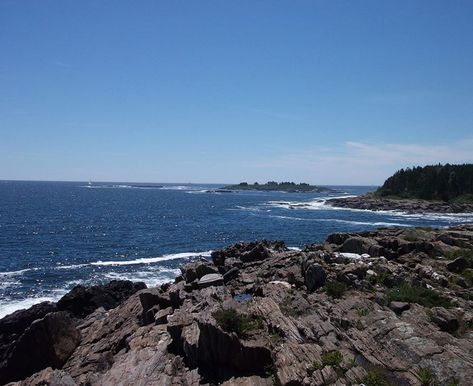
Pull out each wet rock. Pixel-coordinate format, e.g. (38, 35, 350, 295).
(57, 280, 146, 318)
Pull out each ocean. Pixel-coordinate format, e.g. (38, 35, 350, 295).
(1, 180, 473, 318)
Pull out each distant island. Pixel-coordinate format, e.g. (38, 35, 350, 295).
(222, 181, 334, 193)
(327, 163, 473, 213)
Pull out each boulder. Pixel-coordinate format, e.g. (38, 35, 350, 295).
(304, 264, 326, 292)
(430, 307, 460, 333)
(155, 307, 173, 325)
(223, 267, 240, 283)
(446, 257, 468, 273)
(198, 273, 224, 289)
(0, 311, 81, 384)
(57, 280, 146, 318)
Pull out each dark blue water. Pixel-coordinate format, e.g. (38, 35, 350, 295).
(1, 181, 473, 317)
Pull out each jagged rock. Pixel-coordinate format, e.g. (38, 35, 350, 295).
(446, 257, 468, 273)
(0, 312, 81, 384)
(154, 307, 172, 325)
(195, 312, 272, 382)
(327, 233, 350, 245)
(304, 263, 326, 292)
(223, 267, 240, 283)
(221, 376, 273, 386)
(5, 367, 77, 386)
(0, 301, 58, 373)
(3, 226, 473, 385)
(273, 343, 322, 385)
(198, 273, 224, 289)
(0, 301, 57, 338)
(57, 280, 146, 318)
(430, 307, 460, 332)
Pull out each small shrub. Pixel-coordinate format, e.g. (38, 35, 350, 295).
(368, 271, 392, 287)
(417, 366, 435, 386)
(325, 281, 346, 298)
(308, 350, 343, 374)
(321, 350, 343, 367)
(387, 284, 451, 308)
(361, 370, 390, 386)
(213, 308, 263, 338)
(356, 307, 369, 317)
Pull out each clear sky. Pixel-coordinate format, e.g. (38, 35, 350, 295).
(1, 1, 473, 185)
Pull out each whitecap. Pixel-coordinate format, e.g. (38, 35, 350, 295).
(90, 250, 212, 266)
(0, 268, 37, 276)
(55, 263, 89, 270)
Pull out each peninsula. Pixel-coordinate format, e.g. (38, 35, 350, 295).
(327, 164, 473, 213)
(222, 181, 334, 193)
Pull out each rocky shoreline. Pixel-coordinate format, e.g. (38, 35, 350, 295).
(1, 226, 473, 385)
(326, 195, 473, 214)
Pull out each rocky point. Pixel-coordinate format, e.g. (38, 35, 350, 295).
(1, 226, 473, 385)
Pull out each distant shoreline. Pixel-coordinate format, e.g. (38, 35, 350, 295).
(326, 194, 473, 214)
(221, 182, 336, 193)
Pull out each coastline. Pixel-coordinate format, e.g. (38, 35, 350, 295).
(1, 225, 473, 385)
(326, 195, 473, 214)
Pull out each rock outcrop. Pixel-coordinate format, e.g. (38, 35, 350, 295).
(2, 226, 473, 385)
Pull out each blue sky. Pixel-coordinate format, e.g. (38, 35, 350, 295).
(1, 1, 472, 185)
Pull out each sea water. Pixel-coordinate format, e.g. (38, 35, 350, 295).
(1, 180, 473, 318)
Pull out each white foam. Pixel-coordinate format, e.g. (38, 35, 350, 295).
(0, 295, 62, 319)
(90, 251, 212, 266)
(268, 215, 409, 227)
(103, 268, 180, 288)
(55, 263, 89, 270)
(0, 268, 36, 276)
(287, 246, 302, 251)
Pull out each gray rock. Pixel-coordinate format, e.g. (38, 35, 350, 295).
(198, 273, 224, 289)
(430, 307, 459, 332)
(223, 267, 240, 283)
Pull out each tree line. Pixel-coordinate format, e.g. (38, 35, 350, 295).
(375, 163, 473, 202)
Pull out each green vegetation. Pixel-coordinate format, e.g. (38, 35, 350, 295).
(213, 308, 264, 338)
(222, 181, 333, 193)
(374, 163, 473, 202)
(417, 366, 436, 386)
(361, 370, 391, 386)
(325, 281, 347, 298)
(308, 351, 343, 374)
(367, 271, 393, 287)
(387, 284, 451, 308)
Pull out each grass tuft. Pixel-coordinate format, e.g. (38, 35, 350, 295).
(213, 308, 264, 338)
(417, 366, 436, 386)
(387, 284, 451, 308)
(325, 281, 346, 298)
